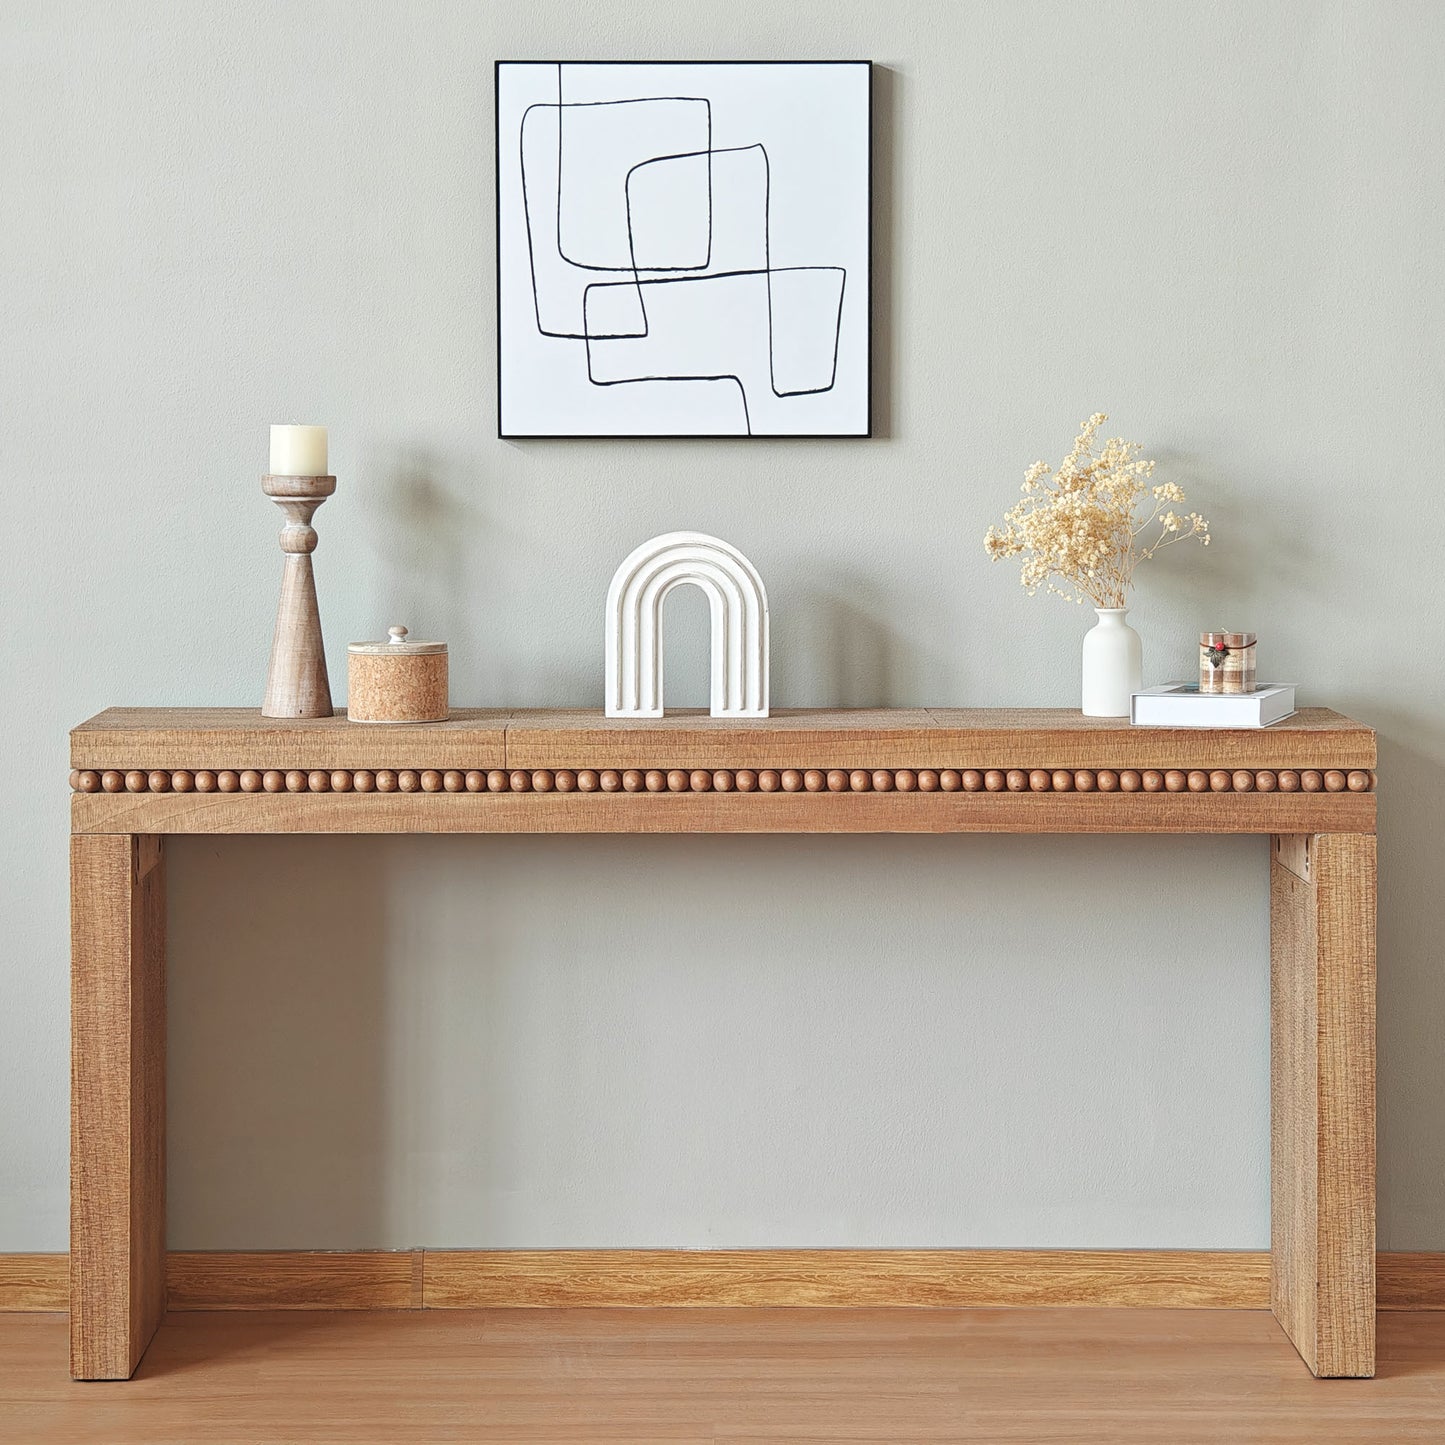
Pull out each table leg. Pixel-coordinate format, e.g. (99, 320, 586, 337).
(1270, 832, 1376, 1377)
(70, 833, 166, 1380)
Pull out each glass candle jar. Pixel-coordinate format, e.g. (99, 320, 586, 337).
(1199, 631, 1257, 694)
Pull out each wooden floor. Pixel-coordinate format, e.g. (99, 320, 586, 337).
(4, 1308, 1445, 1443)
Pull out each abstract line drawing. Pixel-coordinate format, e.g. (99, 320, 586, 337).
(497, 61, 871, 438)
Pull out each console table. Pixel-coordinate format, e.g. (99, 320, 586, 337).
(68, 707, 1377, 1380)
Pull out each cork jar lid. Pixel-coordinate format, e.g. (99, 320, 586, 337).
(1200, 631, 1256, 647)
(348, 625, 447, 656)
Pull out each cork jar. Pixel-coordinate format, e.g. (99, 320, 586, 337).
(1199, 631, 1257, 695)
(347, 627, 449, 723)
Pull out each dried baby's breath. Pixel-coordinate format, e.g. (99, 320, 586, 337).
(984, 413, 1209, 607)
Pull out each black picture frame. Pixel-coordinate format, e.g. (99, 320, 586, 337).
(495, 59, 873, 441)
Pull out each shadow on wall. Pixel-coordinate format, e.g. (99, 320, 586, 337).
(790, 578, 913, 707)
(166, 838, 395, 1246)
(1151, 448, 1326, 629)
(870, 64, 899, 441)
(358, 449, 508, 703)
(162, 833, 1270, 1252)
(1371, 708, 1445, 1248)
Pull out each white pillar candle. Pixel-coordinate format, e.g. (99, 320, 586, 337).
(269, 424, 328, 476)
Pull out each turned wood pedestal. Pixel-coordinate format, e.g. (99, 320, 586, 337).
(67, 707, 1377, 1380)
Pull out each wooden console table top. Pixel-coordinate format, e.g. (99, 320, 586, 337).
(69, 706, 1376, 835)
(67, 704, 1377, 1382)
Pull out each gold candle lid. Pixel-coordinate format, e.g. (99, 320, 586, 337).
(348, 625, 447, 655)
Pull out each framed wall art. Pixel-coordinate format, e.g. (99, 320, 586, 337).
(496, 60, 872, 438)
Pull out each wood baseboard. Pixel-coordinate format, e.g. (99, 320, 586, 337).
(421, 1248, 1270, 1308)
(166, 1251, 422, 1310)
(1377, 1253, 1445, 1309)
(4, 1249, 1443, 1313)
(0, 1253, 68, 1311)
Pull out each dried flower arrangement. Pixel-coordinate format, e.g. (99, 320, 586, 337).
(984, 413, 1209, 608)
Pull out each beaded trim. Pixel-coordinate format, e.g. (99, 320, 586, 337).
(70, 767, 1376, 795)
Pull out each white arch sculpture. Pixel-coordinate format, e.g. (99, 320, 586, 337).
(605, 532, 770, 718)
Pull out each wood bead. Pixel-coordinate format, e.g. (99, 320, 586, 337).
(82, 756, 1374, 809)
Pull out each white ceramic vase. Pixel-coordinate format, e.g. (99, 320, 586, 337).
(1081, 607, 1143, 717)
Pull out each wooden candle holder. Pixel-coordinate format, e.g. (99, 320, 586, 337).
(261, 473, 336, 718)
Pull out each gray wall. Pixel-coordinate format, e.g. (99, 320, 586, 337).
(2, 0, 1440, 1252)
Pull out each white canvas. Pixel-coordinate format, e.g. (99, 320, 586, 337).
(497, 61, 871, 437)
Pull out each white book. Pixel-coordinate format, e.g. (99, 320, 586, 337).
(1130, 683, 1298, 728)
